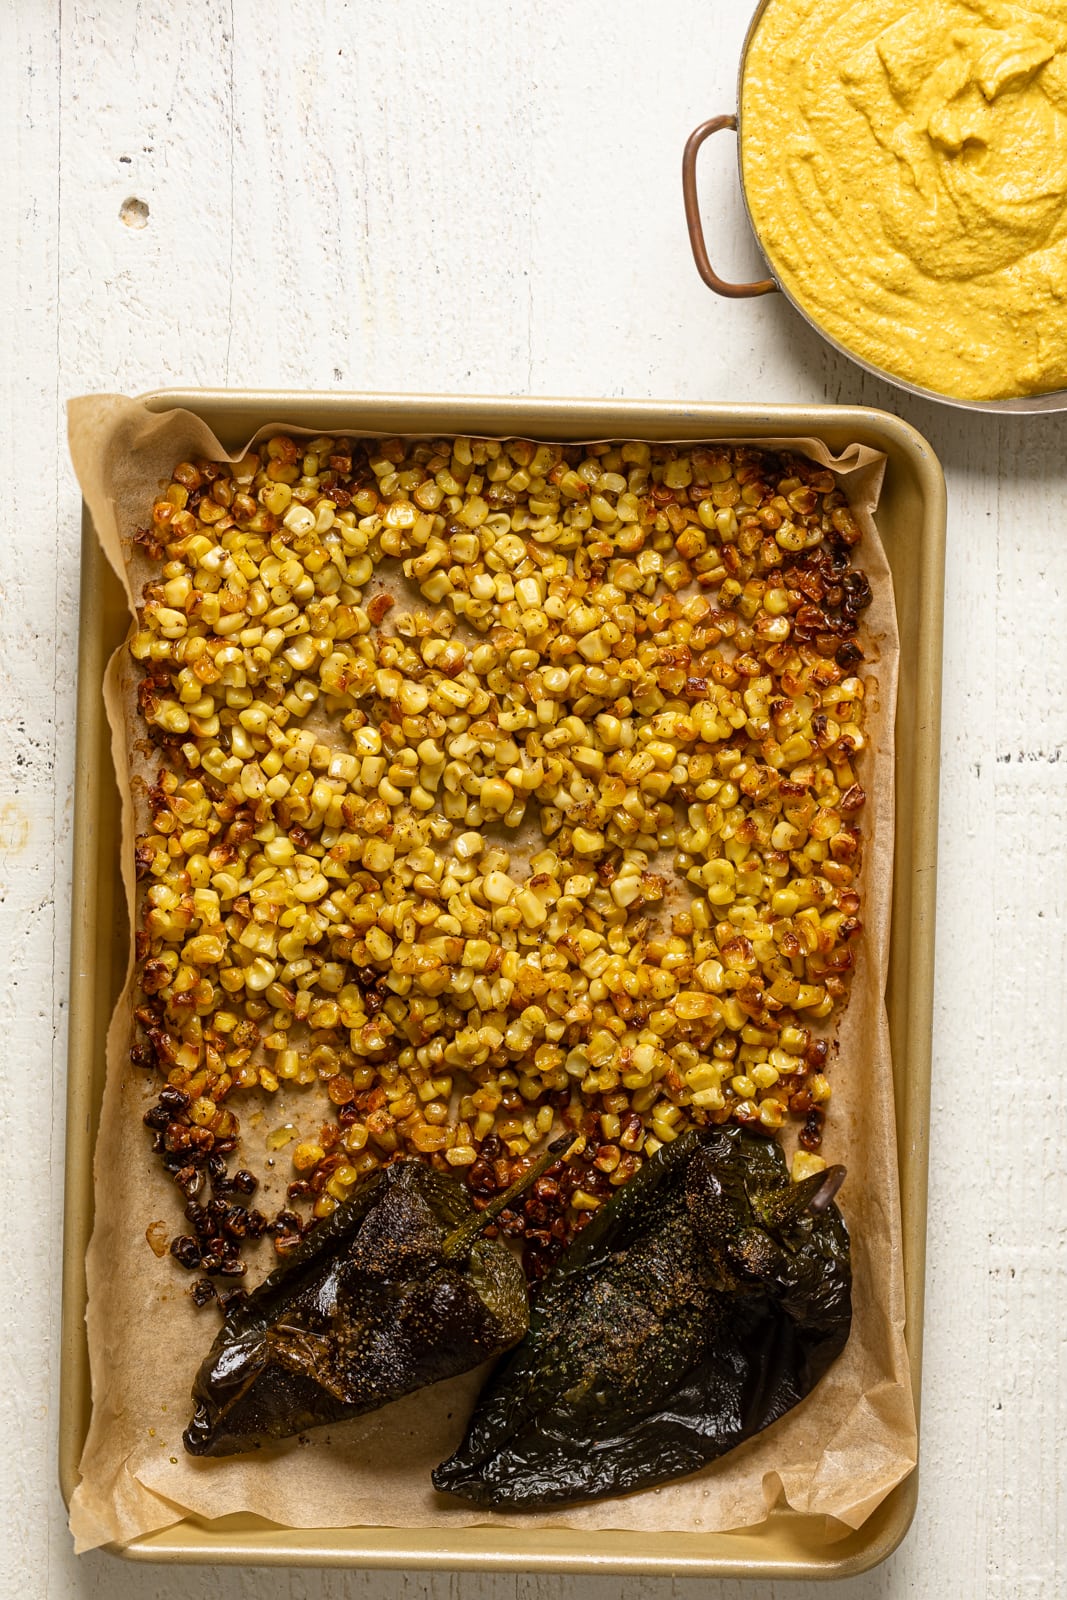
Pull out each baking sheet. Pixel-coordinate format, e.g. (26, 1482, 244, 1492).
(61, 392, 941, 1573)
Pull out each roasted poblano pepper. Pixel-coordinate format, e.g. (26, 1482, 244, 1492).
(432, 1126, 851, 1508)
(184, 1142, 571, 1457)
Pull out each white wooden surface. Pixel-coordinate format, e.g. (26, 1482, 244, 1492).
(2, 0, 1064, 1594)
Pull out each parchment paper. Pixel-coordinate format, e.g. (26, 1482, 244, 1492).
(66, 394, 916, 1553)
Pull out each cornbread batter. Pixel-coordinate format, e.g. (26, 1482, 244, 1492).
(741, 0, 1067, 399)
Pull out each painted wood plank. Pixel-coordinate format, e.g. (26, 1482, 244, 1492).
(1, 0, 1063, 1594)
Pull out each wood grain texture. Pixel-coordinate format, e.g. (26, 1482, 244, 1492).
(2, 0, 1065, 1594)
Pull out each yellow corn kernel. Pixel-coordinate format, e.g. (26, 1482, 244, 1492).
(791, 1150, 828, 1182)
(292, 1141, 325, 1172)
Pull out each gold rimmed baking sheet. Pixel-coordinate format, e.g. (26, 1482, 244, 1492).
(61, 392, 944, 1577)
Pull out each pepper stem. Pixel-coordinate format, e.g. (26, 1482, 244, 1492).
(807, 1164, 846, 1215)
(754, 1164, 846, 1231)
(442, 1132, 578, 1262)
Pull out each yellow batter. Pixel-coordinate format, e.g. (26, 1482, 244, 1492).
(741, 0, 1067, 399)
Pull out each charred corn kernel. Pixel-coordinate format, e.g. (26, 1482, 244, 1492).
(292, 1141, 325, 1171)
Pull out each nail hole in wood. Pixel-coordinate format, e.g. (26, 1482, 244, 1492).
(120, 197, 149, 229)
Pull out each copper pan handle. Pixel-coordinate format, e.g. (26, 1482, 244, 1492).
(682, 115, 777, 298)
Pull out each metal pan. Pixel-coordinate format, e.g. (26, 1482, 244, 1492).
(61, 390, 945, 1577)
(683, 0, 1067, 414)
